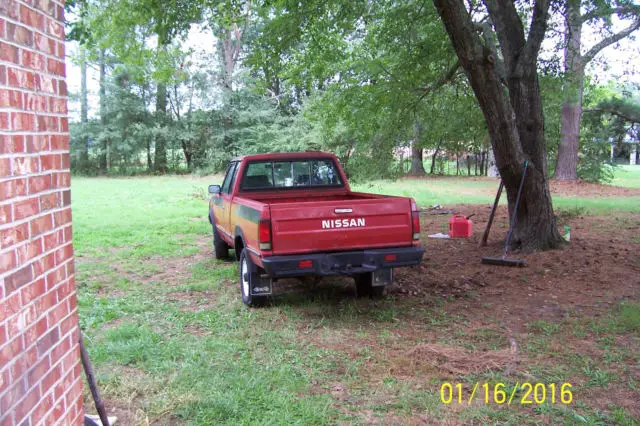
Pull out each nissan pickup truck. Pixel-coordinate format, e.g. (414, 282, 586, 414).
(208, 152, 424, 306)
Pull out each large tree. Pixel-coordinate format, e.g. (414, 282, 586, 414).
(554, 1, 640, 180)
(433, 0, 563, 250)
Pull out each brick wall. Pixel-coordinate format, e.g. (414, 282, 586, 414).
(0, 1, 84, 425)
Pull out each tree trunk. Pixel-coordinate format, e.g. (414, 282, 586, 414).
(80, 48, 89, 168)
(154, 39, 168, 174)
(409, 145, 426, 176)
(430, 141, 441, 174)
(146, 140, 152, 171)
(554, 0, 583, 181)
(433, 0, 562, 251)
(467, 155, 471, 175)
(98, 49, 107, 174)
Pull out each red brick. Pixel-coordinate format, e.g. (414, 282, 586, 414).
(16, 237, 43, 264)
(39, 154, 59, 171)
(0, 17, 5, 38)
(0, 204, 13, 225)
(36, 326, 59, 356)
(20, 4, 45, 31)
(45, 398, 65, 424)
(0, 89, 23, 109)
(21, 49, 46, 72)
(30, 391, 53, 425)
(11, 112, 36, 131)
(57, 79, 67, 96)
(43, 229, 62, 251)
(27, 135, 48, 152)
(13, 383, 40, 424)
(21, 278, 45, 306)
(62, 189, 70, 206)
(5, 22, 33, 47)
(32, 252, 54, 278)
(0, 157, 10, 176)
(45, 264, 65, 289)
(54, 243, 73, 264)
(28, 174, 52, 194)
(9, 341, 37, 381)
(0, 378, 26, 416)
(62, 226, 71, 242)
(0, 323, 7, 347)
(0, 250, 16, 274)
(0, 64, 5, 85)
(1, 221, 29, 247)
(49, 334, 70, 364)
(49, 134, 67, 151)
(47, 57, 65, 76)
(0, 178, 27, 201)
(30, 213, 52, 237)
(14, 196, 39, 220)
(0, 0, 20, 20)
(12, 155, 39, 175)
(27, 354, 50, 387)
(47, 298, 69, 326)
(0, 368, 9, 396)
(59, 312, 76, 337)
(41, 362, 62, 395)
(0, 334, 23, 366)
(7, 67, 36, 90)
(34, 33, 54, 55)
(36, 74, 56, 94)
(0, 41, 19, 63)
(53, 208, 71, 227)
(36, 0, 56, 17)
(67, 292, 77, 311)
(0, 112, 9, 129)
(66, 261, 74, 276)
(49, 97, 66, 114)
(39, 192, 58, 211)
(53, 171, 70, 188)
(24, 93, 49, 112)
(34, 288, 56, 317)
(37, 115, 58, 132)
(56, 41, 65, 59)
(55, 4, 64, 21)
(4, 264, 33, 295)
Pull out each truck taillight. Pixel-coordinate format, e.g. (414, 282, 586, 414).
(259, 219, 272, 250)
(411, 199, 420, 240)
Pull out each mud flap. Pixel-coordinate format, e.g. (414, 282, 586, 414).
(372, 268, 393, 287)
(250, 272, 273, 296)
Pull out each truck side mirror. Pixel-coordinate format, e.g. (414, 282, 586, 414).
(208, 184, 221, 194)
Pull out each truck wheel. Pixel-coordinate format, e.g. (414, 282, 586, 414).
(212, 222, 229, 260)
(355, 273, 385, 298)
(239, 249, 267, 307)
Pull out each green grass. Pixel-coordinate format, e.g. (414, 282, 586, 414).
(72, 174, 640, 424)
(352, 174, 640, 213)
(610, 165, 640, 188)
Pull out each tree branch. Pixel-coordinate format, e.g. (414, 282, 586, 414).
(583, 108, 639, 123)
(581, 5, 640, 24)
(519, 0, 550, 71)
(582, 16, 640, 65)
(413, 60, 460, 101)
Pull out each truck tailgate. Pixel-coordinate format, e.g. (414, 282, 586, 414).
(268, 197, 413, 255)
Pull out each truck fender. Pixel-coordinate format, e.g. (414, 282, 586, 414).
(233, 226, 246, 260)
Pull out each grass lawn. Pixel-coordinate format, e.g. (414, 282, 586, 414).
(72, 172, 640, 424)
(610, 165, 640, 188)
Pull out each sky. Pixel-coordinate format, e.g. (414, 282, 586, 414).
(64, 16, 640, 123)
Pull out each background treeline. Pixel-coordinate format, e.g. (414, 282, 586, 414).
(67, 0, 640, 182)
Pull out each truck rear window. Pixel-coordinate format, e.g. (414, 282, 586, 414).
(241, 159, 343, 190)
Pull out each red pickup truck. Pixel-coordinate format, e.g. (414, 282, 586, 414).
(208, 152, 424, 306)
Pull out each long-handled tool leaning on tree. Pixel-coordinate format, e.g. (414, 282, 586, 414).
(481, 161, 528, 267)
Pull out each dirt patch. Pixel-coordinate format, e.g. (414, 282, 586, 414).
(166, 289, 217, 312)
(392, 205, 640, 331)
(549, 180, 640, 197)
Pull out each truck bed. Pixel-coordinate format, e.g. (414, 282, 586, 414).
(241, 192, 413, 255)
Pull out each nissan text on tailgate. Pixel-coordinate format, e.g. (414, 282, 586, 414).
(208, 152, 424, 306)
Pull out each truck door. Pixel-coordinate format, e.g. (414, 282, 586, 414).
(214, 161, 239, 239)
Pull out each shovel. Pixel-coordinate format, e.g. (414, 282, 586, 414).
(481, 161, 528, 267)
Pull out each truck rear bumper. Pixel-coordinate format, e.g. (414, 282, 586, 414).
(261, 246, 424, 278)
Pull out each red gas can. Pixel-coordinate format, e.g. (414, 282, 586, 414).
(449, 215, 473, 238)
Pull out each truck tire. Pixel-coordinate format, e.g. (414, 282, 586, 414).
(212, 222, 229, 260)
(239, 248, 267, 307)
(355, 273, 385, 298)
